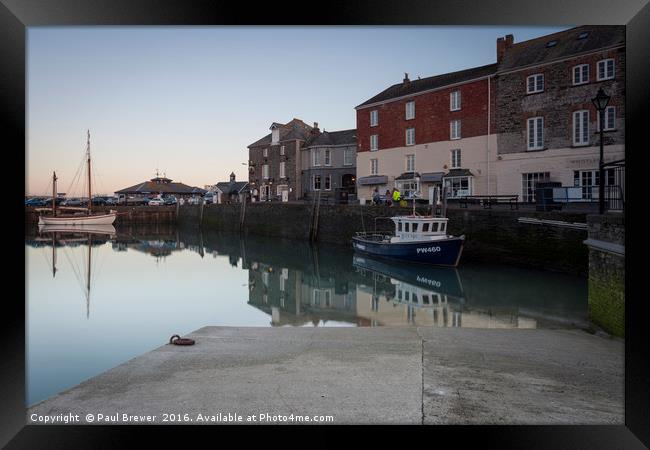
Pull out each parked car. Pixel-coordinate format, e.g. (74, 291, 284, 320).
(163, 196, 177, 206)
(63, 197, 84, 206)
(187, 196, 203, 205)
(148, 197, 165, 206)
(25, 197, 47, 207)
(44, 197, 64, 207)
(91, 196, 117, 206)
(204, 192, 215, 204)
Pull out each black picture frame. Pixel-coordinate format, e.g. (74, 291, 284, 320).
(3, 0, 648, 446)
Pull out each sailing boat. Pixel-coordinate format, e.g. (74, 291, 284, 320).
(37, 130, 117, 226)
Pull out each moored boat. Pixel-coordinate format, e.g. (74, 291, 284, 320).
(36, 130, 117, 227)
(352, 214, 464, 267)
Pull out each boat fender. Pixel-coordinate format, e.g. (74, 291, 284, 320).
(169, 334, 195, 346)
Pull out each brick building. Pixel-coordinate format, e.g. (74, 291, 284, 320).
(493, 26, 625, 202)
(355, 64, 498, 202)
(247, 118, 314, 201)
(355, 25, 625, 204)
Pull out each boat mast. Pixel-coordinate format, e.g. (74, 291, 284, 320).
(87, 233, 91, 318)
(87, 130, 92, 215)
(52, 171, 57, 216)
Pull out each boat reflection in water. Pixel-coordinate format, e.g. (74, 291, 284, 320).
(36, 224, 116, 318)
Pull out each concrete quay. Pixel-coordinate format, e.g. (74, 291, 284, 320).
(27, 326, 623, 425)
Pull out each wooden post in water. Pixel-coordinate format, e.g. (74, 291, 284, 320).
(176, 199, 180, 221)
(239, 196, 247, 231)
(199, 200, 204, 228)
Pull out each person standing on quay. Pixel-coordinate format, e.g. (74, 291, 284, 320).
(385, 189, 392, 206)
(392, 187, 401, 206)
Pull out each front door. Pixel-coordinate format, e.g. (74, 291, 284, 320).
(428, 186, 440, 205)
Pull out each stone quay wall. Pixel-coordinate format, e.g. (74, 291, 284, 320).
(585, 213, 625, 337)
(178, 203, 589, 275)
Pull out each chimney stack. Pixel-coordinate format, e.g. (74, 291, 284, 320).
(403, 72, 410, 86)
(311, 122, 321, 136)
(497, 34, 514, 63)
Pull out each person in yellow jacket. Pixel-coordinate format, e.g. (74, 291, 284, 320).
(392, 187, 401, 205)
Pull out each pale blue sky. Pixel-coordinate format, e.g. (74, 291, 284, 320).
(27, 26, 569, 195)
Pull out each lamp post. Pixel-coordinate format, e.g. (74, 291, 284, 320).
(591, 87, 610, 214)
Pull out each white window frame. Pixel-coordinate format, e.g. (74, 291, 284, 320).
(597, 58, 615, 81)
(405, 101, 415, 120)
(271, 128, 280, 144)
(527, 116, 544, 150)
(597, 106, 616, 131)
(343, 148, 354, 166)
(406, 154, 415, 172)
(262, 164, 269, 179)
(325, 174, 332, 191)
(450, 149, 461, 169)
(450, 90, 461, 111)
(406, 128, 415, 146)
(370, 134, 378, 151)
(280, 145, 285, 156)
(370, 158, 378, 175)
(444, 176, 472, 198)
(370, 110, 378, 127)
(526, 73, 544, 94)
(263, 148, 268, 157)
(279, 161, 286, 178)
(450, 120, 461, 140)
(313, 175, 321, 191)
(324, 149, 331, 166)
(312, 148, 321, 167)
(573, 110, 590, 146)
(573, 64, 589, 85)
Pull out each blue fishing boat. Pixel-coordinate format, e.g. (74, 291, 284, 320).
(352, 214, 465, 267)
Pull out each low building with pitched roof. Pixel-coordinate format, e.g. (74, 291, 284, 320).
(115, 173, 207, 200)
(214, 172, 249, 204)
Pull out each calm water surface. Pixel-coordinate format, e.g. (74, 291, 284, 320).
(26, 225, 587, 405)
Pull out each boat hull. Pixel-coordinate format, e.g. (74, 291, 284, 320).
(352, 235, 464, 267)
(38, 212, 117, 226)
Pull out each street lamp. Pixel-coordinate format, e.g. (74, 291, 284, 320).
(591, 87, 610, 214)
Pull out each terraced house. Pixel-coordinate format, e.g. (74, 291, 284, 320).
(355, 25, 625, 205)
(355, 65, 497, 203)
(301, 126, 357, 202)
(247, 118, 314, 201)
(494, 26, 625, 202)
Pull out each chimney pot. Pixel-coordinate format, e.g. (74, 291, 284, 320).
(403, 72, 410, 84)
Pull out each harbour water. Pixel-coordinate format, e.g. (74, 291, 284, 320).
(26, 225, 588, 406)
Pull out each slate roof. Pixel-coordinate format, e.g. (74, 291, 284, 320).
(216, 181, 249, 195)
(248, 118, 314, 148)
(498, 25, 625, 72)
(303, 129, 357, 148)
(116, 177, 206, 195)
(356, 63, 497, 109)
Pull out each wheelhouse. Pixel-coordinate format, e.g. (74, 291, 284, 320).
(390, 216, 449, 243)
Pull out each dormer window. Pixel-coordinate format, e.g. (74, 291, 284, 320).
(270, 124, 280, 144)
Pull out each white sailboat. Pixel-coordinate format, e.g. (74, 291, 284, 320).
(37, 130, 117, 226)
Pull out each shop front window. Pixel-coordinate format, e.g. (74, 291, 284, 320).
(444, 176, 472, 198)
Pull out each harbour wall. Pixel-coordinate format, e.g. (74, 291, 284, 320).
(584, 213, 625, 337)
(25, 203, 590, 275)
(178, 203, 589, 275)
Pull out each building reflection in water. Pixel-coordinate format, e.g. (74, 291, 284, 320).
(26, 225, 587, 329)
